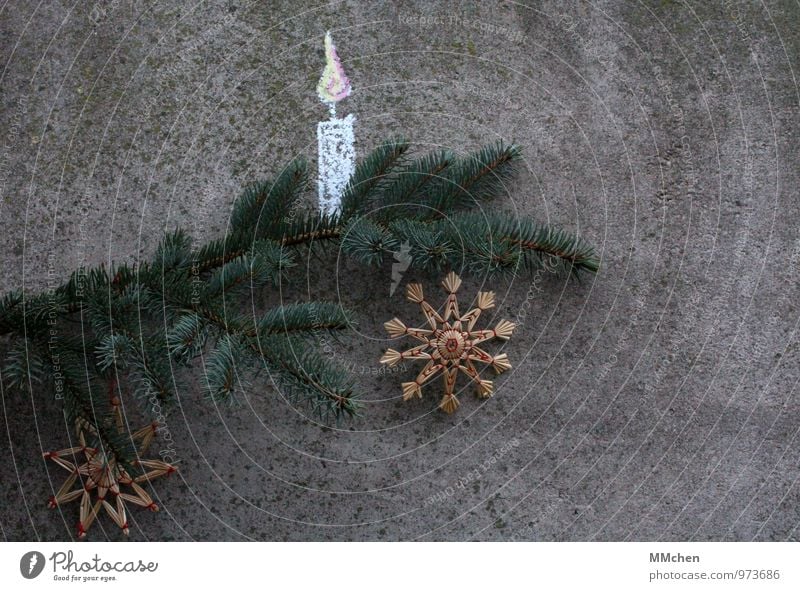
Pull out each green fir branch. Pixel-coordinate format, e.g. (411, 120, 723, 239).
(256, 334, 358, 419)
(257, 302, 352, 336)
(0, 135, 597, 470)
(229, 158, 308, 240)
(339, 137, 410, 217)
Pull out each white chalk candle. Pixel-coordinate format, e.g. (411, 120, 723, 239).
(317, 111, 355, 216)
(316, 31, 354, 215)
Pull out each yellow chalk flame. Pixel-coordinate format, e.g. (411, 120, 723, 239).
(317, 31, 352, 106)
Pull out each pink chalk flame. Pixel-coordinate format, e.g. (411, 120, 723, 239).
(317, 31, 352, 106)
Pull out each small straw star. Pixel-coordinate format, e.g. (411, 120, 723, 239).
(380, 272, 515, 413)
(43, 397, 177, 539)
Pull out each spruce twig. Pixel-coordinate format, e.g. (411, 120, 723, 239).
(0, 137, 598, 466)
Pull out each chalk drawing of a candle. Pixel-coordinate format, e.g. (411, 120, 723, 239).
(316, 31, 355, 215)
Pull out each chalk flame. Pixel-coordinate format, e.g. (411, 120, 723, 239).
(317, 31, 351, 111)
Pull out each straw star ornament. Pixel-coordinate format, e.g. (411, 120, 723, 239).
(380, 272, 515, 413)
(43, 397, 177, 539)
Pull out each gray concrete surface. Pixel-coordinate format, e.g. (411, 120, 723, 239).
(1, 0, 799, 541)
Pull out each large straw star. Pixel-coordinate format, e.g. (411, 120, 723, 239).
(43, 398, 177, 539)
(380, 272, 515, 413)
